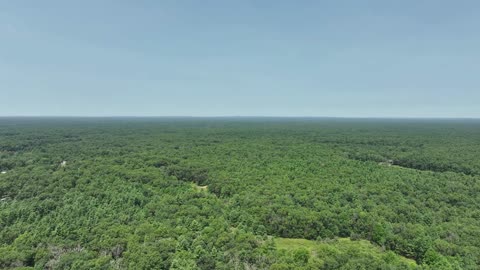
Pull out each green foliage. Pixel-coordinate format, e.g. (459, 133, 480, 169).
(274, 237, 418, 269)
(0, 118, 479, 269)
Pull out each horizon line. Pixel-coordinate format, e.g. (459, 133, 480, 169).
(0, 115, 479, 120)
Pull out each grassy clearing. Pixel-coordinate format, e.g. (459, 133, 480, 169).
(275, 237, 417, 267)
(191, 182, 208, 192)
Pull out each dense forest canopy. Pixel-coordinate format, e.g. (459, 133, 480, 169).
(1, 117, 479, 269)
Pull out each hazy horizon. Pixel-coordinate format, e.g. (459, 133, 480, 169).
(1, 115, 479, 120)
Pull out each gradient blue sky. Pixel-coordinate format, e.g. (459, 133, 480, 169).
(1, 1, 479, 117)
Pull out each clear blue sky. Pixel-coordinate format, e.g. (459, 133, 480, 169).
(1, 1, 479, 117)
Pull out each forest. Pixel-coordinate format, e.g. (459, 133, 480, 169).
(0, 117, 479, 269)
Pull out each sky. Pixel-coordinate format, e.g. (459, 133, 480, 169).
(1, 1, 479, 118)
